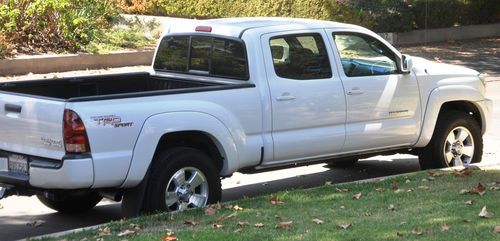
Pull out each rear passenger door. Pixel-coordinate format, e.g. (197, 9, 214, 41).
(261, 31, 346, 163)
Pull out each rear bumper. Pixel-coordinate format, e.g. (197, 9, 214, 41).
(0, 156, 94, 190)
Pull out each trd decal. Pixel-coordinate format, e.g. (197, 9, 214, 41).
(91, 115, 133, 128)
(41, 137, 63, 148)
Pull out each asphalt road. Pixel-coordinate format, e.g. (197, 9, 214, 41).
(1, 78, 499, 240)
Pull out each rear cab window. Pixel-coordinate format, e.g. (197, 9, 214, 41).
(154, 35, 249, 80)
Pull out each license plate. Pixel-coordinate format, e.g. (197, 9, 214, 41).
(8, 154, 28, 175)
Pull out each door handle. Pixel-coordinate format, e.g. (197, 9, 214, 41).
(276, 93, 296, 101)
(346, 87, 364, 95)
(4, 103, 22, 113)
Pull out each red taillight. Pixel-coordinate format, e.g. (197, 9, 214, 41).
(63, 109, 90, 153)
(195, 26, 212, 32)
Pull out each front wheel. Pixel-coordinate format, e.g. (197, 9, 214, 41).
(143, 147, 221, 213)
(418, 111, 482, 169)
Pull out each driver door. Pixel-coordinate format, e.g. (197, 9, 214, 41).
(326, 31, 422, 152)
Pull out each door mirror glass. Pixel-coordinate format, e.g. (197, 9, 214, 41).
(401, 54, 413, 74)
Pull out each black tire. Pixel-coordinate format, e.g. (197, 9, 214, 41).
(326, 158, 358, 168)
(143, 147, 221, 213)
(418, 111, 482, 169)
(37, 192, 102, 213)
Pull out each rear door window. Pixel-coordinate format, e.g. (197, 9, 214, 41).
(154, 35, 249, 80)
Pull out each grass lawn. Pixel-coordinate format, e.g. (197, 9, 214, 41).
(42, 168, 499, 241)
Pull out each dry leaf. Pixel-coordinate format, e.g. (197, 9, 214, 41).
(338, 223, 352, 229)
(274, 215, 282, 221)
(215, 202, 222, 210)
(312, 218, 324, 225)
(161, 235, 177, 241)
(451, 168, 472, 177)
(400, 221, 407, 225)
(397, 232, 404, 237)
(390, 182, 399, 190)
(255, 211, 262, 216)
(212, 223, 224, 229)
(224, 204, 233, 209)
(394, 189, 406, 193)
(0, 203, 3, 209)
(205, 206, 217, 216)
(269, 195, 284, 205)
(375, 188, 385, 192)
(459, 189, 470, 195)
(233, 205, 244, 211)
(226, 212, 237, 219)
(119, 218, 126, 224)
(254, 223, 265, 228)
(493, 226, 500, 233)
(411, 228, 423, 235)
(325, 181, 333, 185)
(237, 221, 250, 227)
(234, 228, 242, 233)
(352, 192, 362, 200)
(117, 229, 136, 237)
(479, 206, 493, 218)
(472, 183, 486, 196)
(184, 220, 199, 226)
(336, 188, 349, 192)
(98, 227, 111, 236)
(433, 57, 442, 63)
(441, 224, 450, 232)
(215, 215, 225, 223)
(165, 229, 175, 236)
(427, 176, 436, 181)
(26, 220, 46, 227)
(364, 212, 372, 216)
(129, 223, 140, 231)
(276, 221, 293, 229)
(428, 171, 442, 177)
(388, 204, 395, 211)
(418, 185, 430, 190)
(464, 200, 473, 205)
(405, 179, 411, 183)
(340, 206, 345, 209)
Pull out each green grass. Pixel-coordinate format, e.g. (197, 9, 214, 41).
(42, 169, 499, 241)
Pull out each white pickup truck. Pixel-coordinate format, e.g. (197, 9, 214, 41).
(0, 18, 492, 216)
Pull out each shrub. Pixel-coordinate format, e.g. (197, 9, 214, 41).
(0, 34, 14, 58)
(0, 0, 118, 53)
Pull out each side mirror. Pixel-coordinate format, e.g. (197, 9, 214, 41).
(400, 54, 413, 74)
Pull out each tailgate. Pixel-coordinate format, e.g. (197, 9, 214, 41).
(0, 92, 66, 159)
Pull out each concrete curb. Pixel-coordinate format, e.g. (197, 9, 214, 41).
(0, 50, 154, 76)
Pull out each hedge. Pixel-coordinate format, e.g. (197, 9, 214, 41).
(118, 0, 500, 33)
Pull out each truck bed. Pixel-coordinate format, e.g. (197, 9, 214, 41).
(0, 72, 244, 102)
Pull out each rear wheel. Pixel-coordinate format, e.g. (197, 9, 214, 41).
(37, 192, 102, 213)
(418, 111, 482, 169)
(143, 147, 221, 213)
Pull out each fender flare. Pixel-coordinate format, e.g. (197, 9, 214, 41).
(120, 111, 238, 188)
(413, 85, 486, 147)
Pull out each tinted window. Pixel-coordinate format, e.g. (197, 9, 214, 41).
(154, 35, 248, 80)
(333, 33, 398, 77)
(270, 33, 331, 80)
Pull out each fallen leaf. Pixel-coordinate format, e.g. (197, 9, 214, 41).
(462, 219, 471, 223)
(472, 183, 486, 196)
(26, 220, 46, 227)
(352, 192, 362, 200)
(411, 228, 423, 235)
(336, 188, 349, 192)
(433, 57, 442, 63)
(451, 168, 472, 177)
(325, 181, 333, 185)
(338, 223, 352, 229)
(418, 185, 430, 190)
(340, 205, 345, 209)
(233, 205, 244, 211)
(396, 231, 404, 237)
(98, 227, 111, 236)
(212, 223, 224, 229)
(226, 212, 237, 219)
(400, 221, 407, 225)
(493, 226, 500, 233)
(276, 221, 293, 229)
(441, 224, 450, 232)
(224, 204, 233, 209)
(205, 206, 217, 216)
(459, 189, 470, 195)
(184, 220, 199, 226)
(161, 235, 177, 241)
(237, 221, 250, 227)
(234, 228, 242, 233)
(165, 229, 175, 236)
(406, 188, 414, 192)
(375, 188, 385, 192)
(215, 215, 225, 223)
(464, 200, 474, 205)
(312, 218, 324, 225)
(255, 211, 262, 216)
(390, 182, 399, 190)
(269, 195, 284, 205)
(428, 171, 442, 177)
(117, 229, 136, 237)
(215, 202, 222, 210)
(479, 206, 493, 218)
(119, 218, 126, 224)
(394, 189, 406, 193)
(405, 179, 411, 183)
(129, 223, 141, 231)
(364, 212, 372, 216)
(254, 223, 265, 228)
(0, 203, 3, 209)
(427, 176, 436, 181)
(388, 204, 396, 211)
(274, 215, 282, 221)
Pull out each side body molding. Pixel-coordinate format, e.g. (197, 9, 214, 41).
(413, 85, 489, 148)
(120, 111, 238, 188)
